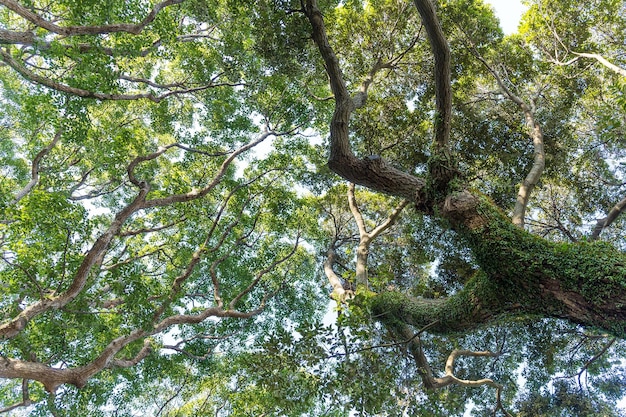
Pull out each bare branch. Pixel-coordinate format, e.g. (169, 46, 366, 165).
(323, 240, 350, 301)
(347, 183, 408, 288)
(545, 49, 626, 78)
(154, 379, 188, 417)
(572, 52, 626, 77)
(470, 46, 545, 228)
(347, 183, 368, 237)
(591, 195, 626, 240)
(228, 234, 301, 310)
(120, 218, 185, 237)
(388, 322, 513, 416)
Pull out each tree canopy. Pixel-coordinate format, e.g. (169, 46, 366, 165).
(0, 0, 625, 415)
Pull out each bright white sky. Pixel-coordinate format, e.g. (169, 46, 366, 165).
(485, 0, 527, 34)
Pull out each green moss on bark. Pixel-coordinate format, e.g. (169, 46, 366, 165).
(371, 271, 505, 333)
(374, 195, 626, 337)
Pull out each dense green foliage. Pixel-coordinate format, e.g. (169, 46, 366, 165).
(1, 0, 625, 415)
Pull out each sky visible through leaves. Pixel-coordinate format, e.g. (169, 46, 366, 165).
(486, 0, 527, 34)
(476, 2, 624, 414)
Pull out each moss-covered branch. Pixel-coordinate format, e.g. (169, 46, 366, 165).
(374, 196, 626, 337)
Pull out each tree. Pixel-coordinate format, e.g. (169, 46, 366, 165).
(0, 0, 625, 415)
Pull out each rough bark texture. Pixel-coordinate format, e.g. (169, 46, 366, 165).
(305, 0, 626, 338)
(304, 1, 428, 204)
(373, 197, 626, 337)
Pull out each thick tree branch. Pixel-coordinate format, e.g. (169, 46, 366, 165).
(373, 197, 626, 337)
(347, 183, 408, 288)
(0, 0, 184, 36)
(304, 0, 427, 202)
(323, 243, 350, 301)
(0, 28, 34, 44)
(591, 195, 626, 240)
(412, 0, 451, 149)
(108, 339, 153, 368)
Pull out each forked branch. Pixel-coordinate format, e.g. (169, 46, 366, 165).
(347, 183, 408, 288)
(303, 0, 427, 202)
(11, 129, 62, 205)
(393, 323, 512, 416)
(470, 47, 545, 228)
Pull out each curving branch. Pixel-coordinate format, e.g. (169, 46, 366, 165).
(571, 52, 626, 77)
(411, 0, 451, 149)
(0, 49, 228, 102)
(10, 129, 62, 205)
(108, 339, 153, 368)
(142, 130, 275, 209)
(0, 0, 184, 36)
(390, 323, 512, 416)
(591, 195, 626, 240)
(471, 48, 545, 228)
(543, 49, 626, 78)
(0, 276, 277, 393)
(324, 239, 350, 301)
(0, 49, 159, 102)
(0, 183, 150, 339)
(303, 0, 427, 202)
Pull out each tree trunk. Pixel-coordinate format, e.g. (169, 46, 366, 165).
(305, 0, 626, 337)
(373, 195, 626, 337)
